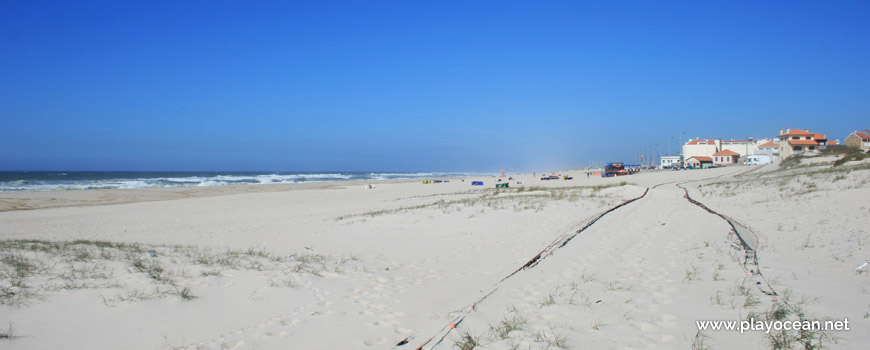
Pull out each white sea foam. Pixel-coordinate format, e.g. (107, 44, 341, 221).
(0, 171, 490, 192)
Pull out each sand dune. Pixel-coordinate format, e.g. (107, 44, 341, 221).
(1, 161, 868, 349)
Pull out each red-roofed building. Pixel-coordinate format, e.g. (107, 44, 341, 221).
(712, 149, 740, 165)
(682, 138, 719, 165)
(845, 130, 870, 151)
(685, 156, 713, 169)
(778, 127, 827, 159)
(752, 140, 780, 162)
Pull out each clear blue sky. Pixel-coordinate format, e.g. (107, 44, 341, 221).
(2, 1, 868, 171)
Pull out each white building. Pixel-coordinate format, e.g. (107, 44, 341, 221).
(660, 155, 681, 168)
(754, 141, 780, 161)
(720, 139, 757, 157)
(682, 139, 719, 161)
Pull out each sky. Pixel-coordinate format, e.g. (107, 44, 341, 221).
(1, 1, 868, 172)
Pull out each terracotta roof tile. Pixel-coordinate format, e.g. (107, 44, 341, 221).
(757, 141, 778, 148)
(778, 129, 814, 137)
(713, 150, 740, 156)
(788, 140, 819, 146)
(688, 156, 713, 162)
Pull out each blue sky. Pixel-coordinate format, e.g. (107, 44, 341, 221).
(2, 1, 868, 171)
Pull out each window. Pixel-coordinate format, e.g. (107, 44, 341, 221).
(792, 136, 799, 140)
(793, 146, 802, 151)
(809, 146, 815, 150)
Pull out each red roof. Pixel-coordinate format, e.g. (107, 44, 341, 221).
(713, 149, 740, 156)
(757, 141, 778, 148)
(688, 156, 713, 162)
(812, 133, 827, 141)
(829, 140, 839, 145)
(788, 140, 819, 146)
(856, 132, 869, 141)
(686, 139, 717, 145)
(778, 129, 815, 137)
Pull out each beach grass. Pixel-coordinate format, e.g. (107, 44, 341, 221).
(0, 239, 351, 307)
(336, 182, 633, 221)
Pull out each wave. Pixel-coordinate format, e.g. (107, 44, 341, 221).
(0, 171, 491, 192)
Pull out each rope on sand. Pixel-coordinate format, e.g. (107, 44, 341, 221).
(406, 187, 651, 350)
(677, 183, 777, 296)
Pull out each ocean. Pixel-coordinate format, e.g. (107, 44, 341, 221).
(0, 171, 488, 192)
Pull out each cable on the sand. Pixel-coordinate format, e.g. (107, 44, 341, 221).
(407, 187, 651, 349)
(677, 183, 777, 296)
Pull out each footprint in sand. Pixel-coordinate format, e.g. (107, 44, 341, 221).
(362, 337, 387, 346)
(220, 340, 245, 349)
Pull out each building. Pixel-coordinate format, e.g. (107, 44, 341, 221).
(712, 149, 740, 165)
(754, 141, 780, 161)
(845, 130, 870, 151)
(682, 139, 719, 161)
(720, 139, 757, 157)
(685, 156, 713, 169)
(778, 127, 824, 159)
(812, 133, 829, 148)
(660, 155, 681, 168)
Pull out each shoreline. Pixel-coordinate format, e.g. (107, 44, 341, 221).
(0, 169, 602, 212)
(0, 176, 483, 212)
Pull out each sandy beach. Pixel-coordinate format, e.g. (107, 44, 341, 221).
(2, 158, 869, 349)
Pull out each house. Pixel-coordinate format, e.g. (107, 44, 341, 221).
(660, 155, 681, 168)
(812, 133, 829, 147)
(754, 141, 780, 161)
(682, 139, 719, 160)
(778, 127, 824, 159)
(685, 156, 713, 169)
(720, 139, 757, 156)
(845, 130, 870, 151)
(712, 149, 740, 165)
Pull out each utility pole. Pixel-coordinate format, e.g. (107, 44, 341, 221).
(680, 131, 686, 159)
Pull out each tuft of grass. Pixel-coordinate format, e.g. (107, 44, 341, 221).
(538, 293, 556, 308)
(535, 329, 568, 349)
(743, 293, 760, 308)
(591, 318, 602, 330)
(490, 312, 527, 340)
(684, 265, 701, 282)
(691, 330, 710, 350)
(177, 286, 196, 301)
(455, 331, 481, 350)
(1, 254, 38, 279)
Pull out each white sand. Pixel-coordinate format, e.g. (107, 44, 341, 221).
(1, 163, 867, 349)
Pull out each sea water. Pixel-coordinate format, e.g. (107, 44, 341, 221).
(0, 171, 487, 192)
